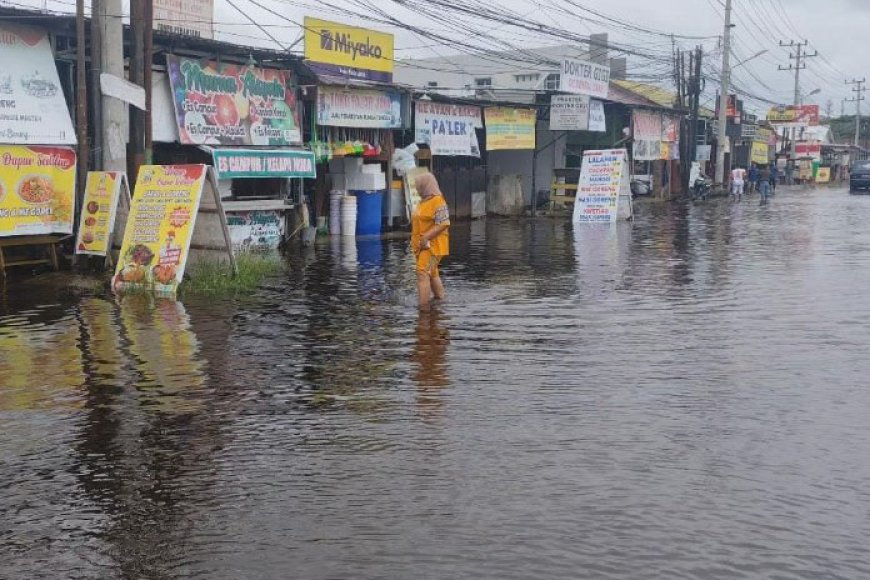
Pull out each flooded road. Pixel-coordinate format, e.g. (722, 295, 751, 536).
(3, 186, 870, 579)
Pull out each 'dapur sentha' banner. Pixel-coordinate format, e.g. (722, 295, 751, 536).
(113, 165, 207, 294)
(167, 56, 302, 146)
(0, 146, 76, 237)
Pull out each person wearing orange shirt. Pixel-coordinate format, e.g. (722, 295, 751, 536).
(411, 173, 450, 309)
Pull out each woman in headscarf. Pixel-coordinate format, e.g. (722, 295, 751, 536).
(411, 173, 450, 309)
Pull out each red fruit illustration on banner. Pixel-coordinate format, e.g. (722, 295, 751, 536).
(213, 94, 240, 127)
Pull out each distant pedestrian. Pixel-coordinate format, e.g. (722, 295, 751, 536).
(759, 165, 771, 201)
(748, 164, 759, 194)
(411, 173, 451, 310)
(785, 163, 794, 186)
(731, 166, 746, 201)
(769, 164, 779, 194)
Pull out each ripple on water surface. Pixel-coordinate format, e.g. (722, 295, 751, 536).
(2, 188, 870, 579)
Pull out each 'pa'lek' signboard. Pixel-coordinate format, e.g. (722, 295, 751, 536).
(560, 58, 610, 99)
(573, 149, 632, 224)
(414, 102, 482, 156)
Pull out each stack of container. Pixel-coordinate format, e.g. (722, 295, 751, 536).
(340, 195, 357, 237)
(329, 190, 343, 235)
(329, 157, 386, 236)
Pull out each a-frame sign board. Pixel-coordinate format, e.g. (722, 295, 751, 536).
(572, 148, 633, 225)
(75, 171, 131, 269)
(112, 165, 236, 295)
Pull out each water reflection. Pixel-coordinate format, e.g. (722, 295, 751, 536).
(412, 308, 450, 422)
(5, 190, 870, 579)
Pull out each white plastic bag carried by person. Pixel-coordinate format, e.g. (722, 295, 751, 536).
(392, 143, 419, 176)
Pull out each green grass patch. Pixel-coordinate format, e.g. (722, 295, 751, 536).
(179, 252, 286, 297)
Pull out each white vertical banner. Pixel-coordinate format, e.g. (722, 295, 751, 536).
(588, 100, 606, 132)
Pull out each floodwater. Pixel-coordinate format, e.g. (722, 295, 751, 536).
(3, 185, 870, 579)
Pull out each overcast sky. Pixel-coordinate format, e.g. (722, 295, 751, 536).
(13, 0, 867, 114)
(215, 0, 868, 115)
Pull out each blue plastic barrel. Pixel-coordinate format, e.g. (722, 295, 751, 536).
(353, 190, 384, 236)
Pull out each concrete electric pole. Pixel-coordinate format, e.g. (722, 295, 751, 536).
(846, 78, 867, 148)
(715, 0, 732, 186)
(99, 0, 126, 173)
(778, 40, 817, 161)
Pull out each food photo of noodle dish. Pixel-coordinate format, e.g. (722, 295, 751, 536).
(17, 175, 55, 204)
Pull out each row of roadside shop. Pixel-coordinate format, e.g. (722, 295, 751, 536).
(3, 6, 864, 281)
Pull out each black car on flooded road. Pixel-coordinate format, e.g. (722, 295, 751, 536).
(850, 160, 870, 193)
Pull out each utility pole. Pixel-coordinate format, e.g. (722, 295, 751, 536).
(100, 0, 126, 173)
(129, 0, 145, 181)
(715, 0, 732, 186)
(689, 46, 703, 172)
(89, 0, 102, 170)
(846, 78, 866, 147)
(779, 40, 817, 163)
(75, 0, 88, 202)
(778, 41, 816, 106)
(144, 0, 154, 165)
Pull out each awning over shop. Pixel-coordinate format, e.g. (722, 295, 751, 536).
(200, 147, 316, 180)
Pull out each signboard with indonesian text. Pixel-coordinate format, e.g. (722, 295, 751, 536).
(560, 58, 610, 99)
(304, 17, 394, 83)
(573, 149, 631, 224)
(166, 56, 302, 146)
(484, 107, 536, 151)
(211, 149, 316, 180)
(767, 105, 819, 127)
(0, 23, 77, 145)
(0, 145, 76, 237)
(550, 95, 590, 131)
(154, 0, 214, 39)
(75, 171, 127, 256)
(414, 102, 482, 156)
(113, 165, 207, 294)
(317, 86, 402, 128)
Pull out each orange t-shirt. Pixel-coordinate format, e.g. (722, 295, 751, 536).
(411, 194, 450, 256)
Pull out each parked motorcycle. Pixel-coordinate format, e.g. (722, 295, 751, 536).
(692, 176, 711, 201)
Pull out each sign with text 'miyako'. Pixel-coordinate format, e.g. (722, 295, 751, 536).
(113, 165, 234, 295)
(304, 17, 394, 83)
(573, 148, 632, 224)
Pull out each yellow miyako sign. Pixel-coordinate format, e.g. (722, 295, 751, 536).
(304, 17, 394, 82)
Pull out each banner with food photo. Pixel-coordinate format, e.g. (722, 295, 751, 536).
(113, 165, 207, 294)
(75, 171, 127, 256)
(166, 55, 302, 146)
(0, 145, 76, 237)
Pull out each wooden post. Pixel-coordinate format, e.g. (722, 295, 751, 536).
(75, 0, 88, 209)
(143, 0, 154, 165)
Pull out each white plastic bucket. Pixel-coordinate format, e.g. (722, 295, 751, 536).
(340, 195, 357, 237)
